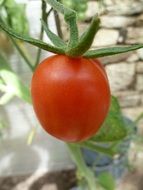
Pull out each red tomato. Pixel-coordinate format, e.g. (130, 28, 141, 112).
(31, 55, 110, 142)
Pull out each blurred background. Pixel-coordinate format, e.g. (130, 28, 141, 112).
(0, 0, 143, 190)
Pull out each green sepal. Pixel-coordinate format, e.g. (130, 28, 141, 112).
(41, 19, 66, 48)
(46, 0, 79, 48)
(66, 16, 100, 57)
(0, 19, 65, 55)
(84, 44, 143, 59)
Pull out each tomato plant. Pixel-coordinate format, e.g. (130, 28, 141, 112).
(31, 55, 110, 142)
(1, 0, 143, 189)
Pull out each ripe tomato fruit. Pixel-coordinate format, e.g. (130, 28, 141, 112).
(31, 55, 110, 142)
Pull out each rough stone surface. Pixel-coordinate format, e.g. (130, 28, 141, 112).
(106, 63, 135, 91)
(136, 75, 143, 91)
(141, 94, 143, 104)
(101, 16, 136, 28)
(137, 49, 143, 60)
(136, 62, 143, 73)
(100, 52, 133, 65)
(122, 106, 143, 120)
(86, 1, 102, 19)
(136, 13, 143, 26)
(41, 184, 58, 190)
(127, 27, 143, 43)
(122, 106, 143, 135)
(126, 53, 139, 63)
(93, 29, 119, 47)
(78, 23, 89, 35)
(106, 2, 143, 16)
(114, 91, 141, 107)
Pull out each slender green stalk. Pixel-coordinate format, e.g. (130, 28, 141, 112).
(45, 0, 65, 14)
(41, 19, 66, 47)
(35, 1, 53, 68)
(0, 19, 65, 54)
(46, 0, 79, 48)
(78, 141, 116, 156)
(53, 9, 63, 39)
(11, 38, 34, 71)
(34, 0, 46, 68)
(68, 144, 96, 190)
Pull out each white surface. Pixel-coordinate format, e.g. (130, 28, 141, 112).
(0, 1, 74, 177)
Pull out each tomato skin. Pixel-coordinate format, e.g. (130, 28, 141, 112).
(31, 55, 110, 142)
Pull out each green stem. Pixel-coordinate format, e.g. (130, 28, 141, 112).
(46, 0, 78, 47)
(35, 1, 53, 68)
(53, 9, 63, 39)
(11, 38, 34, 71)
(45, 0, 65, 14)
(78, 141, 116, 156)
(67, 143, 96, 190)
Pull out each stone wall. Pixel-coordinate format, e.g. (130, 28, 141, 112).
(61, 0, 143, 131)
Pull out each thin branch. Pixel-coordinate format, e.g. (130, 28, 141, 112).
(54, 9, 63, 39)
(34, 1, 53, 68)
(11, 38, 34, 71)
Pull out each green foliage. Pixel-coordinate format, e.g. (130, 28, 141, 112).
(0, 20, 65, 55)
(97, 172, 115, 190)
(84, 45, 143, 59)
(41, 19, 66, 48)
(61, 0, 88, 21)
(0, 53, 31, 104)
(1, 0, 143, 58)
(0, 0, 28, 35)
(91, 96, 127, 142)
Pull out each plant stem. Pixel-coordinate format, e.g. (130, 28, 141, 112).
(78, 141, 116, 156)
(53, 9, 63, 39)
(67, 143, 96, 190)
(34, 1, 53, 68)
(46, 0, 79, 47)
(135, 112, 143, 124)
(11, 38, 34, 71)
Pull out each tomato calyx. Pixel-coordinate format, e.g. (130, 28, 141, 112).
(1, 0, 143, 60)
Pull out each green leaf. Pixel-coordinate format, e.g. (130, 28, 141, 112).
(98, 172, 115, 190)
(6, 4, 29, 35)
(0, 20, 65, 55)
(84, 45, 143, 59)
(66, 16, 100, 57)
(41, 19, 66, 48)
(4, 0, 15, 8)
(0, 53, 31, 103)
(91, 96, 127, 142)
(0, 0, 4, 6)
